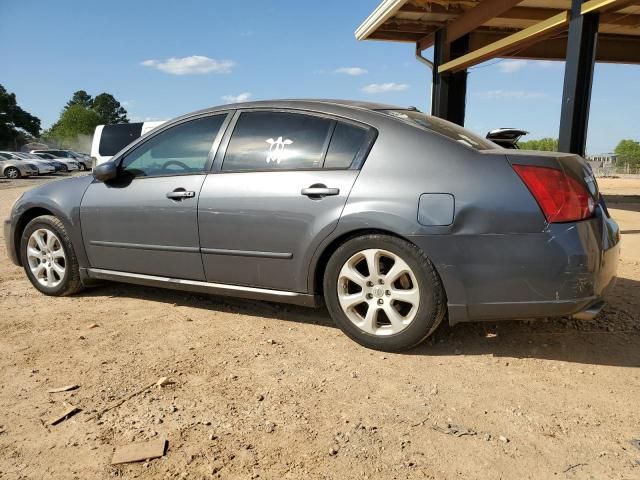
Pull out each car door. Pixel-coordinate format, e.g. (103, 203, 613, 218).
(198, 109, 376, 292)
(80, 113, 230, 280)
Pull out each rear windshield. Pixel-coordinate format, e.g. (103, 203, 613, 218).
(380, 110, 497, 151)
(99, 123, 144, 156)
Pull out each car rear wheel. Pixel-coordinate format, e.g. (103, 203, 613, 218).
(4, 167, 20, 179)
(323, 234, 446, 351)
(20, 215, 83, 296)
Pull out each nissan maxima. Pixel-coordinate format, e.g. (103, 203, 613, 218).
(4, 100, 620, 351)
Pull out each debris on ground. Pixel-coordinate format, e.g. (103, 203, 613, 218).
(47, 384, 79, 393)
(86, 380, 159, 421)
(49, 405, 81, 425)
(563, 463, 587, 473)
(432, 423, 477, 437)
(111, 438, 168, 465)
(156, 377, 175, 388)
(631, 439, 640, 451)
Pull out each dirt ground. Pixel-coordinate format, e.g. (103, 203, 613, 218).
(0, 174, 639, 479)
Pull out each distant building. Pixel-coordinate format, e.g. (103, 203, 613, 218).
(587, 153, 617, 167)
(21, 142, 49, 152)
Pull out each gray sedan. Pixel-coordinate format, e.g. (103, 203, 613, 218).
(3, 100, 620, 351)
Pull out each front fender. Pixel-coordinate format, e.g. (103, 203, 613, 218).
(9, 176, 93, 268)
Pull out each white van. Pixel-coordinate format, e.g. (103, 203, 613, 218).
(91, 121, 166, 166)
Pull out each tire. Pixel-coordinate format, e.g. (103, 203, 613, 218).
(19, 215, 83, 296)
(4, 167, 21, 179)
(323, 234, 446, 351)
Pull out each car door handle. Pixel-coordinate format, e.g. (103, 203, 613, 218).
(301, 185, 340, 198)
(166, 190, 196, 200)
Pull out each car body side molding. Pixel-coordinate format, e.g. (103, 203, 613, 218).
(200, 248, 293, 259)
(84, 268, 319, 307)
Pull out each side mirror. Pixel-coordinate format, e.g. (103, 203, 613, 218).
(93, 161, 118, 182)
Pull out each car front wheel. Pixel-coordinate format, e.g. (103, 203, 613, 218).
(323, 234, 446, 352)
(4, 167, 21, 179)
(20, 215, 83, 296)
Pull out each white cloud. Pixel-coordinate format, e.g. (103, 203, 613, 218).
(221, 92, 252, 103)
(478, 89, 549, 99)
(362, 82, 409, 94)
(141, 55, 235, 75)
(334, 67, 368, 76)
(497, 60, 527, 73)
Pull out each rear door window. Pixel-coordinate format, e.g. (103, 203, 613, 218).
(325, 122, 370, 169)
(222, 111, 333, 171)
(99, 123, 144, 156)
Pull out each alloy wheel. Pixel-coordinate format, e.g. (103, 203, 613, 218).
(5, 167, 19, 179)
(337, 248, 420, 336)
(26, 228, 66, 288)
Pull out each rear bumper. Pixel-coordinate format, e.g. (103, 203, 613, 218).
(410, 204, 620, 325)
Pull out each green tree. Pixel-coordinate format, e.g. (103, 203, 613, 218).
(65, 90, 93, 110)
(614, 139, 640, 168)
(0, 84, 41, 150)
(46, 104, 102, 149)
(92, 93, 129, 124)
(518, 137, 559, 151)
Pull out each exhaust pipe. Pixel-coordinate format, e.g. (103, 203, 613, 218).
(572, 300, 605, 321)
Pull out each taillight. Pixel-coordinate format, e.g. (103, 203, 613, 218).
(512, 164, 594, 223)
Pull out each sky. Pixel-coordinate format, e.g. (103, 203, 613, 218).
(1, 0, 638, 154)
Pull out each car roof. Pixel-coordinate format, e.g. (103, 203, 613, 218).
(217, 99, 407, 111)
(189, 99, 415, 117)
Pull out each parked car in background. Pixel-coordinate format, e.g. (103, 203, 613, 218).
(0, 151, 56, 175)
(14, 152, 66, 172)
(91, 121, 166, 166)
(73, 151, 92, 165)
(23, 153, 66, 172)
(31, 149, 89, 170)
(0, 152, 39, 178)
(485, 128, 529, 149)
(32, 152, 79, 172)
(4, 100, 619, 351)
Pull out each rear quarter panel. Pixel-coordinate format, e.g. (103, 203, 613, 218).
(308, 115, 549, 310)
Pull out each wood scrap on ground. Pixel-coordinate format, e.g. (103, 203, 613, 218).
(47, 384, 79, 393)
(49, 405, 81, 425)
(111, 438, 167, 464)
(86, 378, 168, 422)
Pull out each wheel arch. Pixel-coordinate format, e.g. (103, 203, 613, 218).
(12, 207, 57, 266)
(309, 228, 432, 296)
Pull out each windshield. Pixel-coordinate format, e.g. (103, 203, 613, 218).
(380, 110, 498, 151)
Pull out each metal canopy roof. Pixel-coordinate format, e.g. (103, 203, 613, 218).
(356, 0, 640, 66)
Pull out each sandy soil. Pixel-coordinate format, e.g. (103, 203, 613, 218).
(0, 175, 639, 479)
